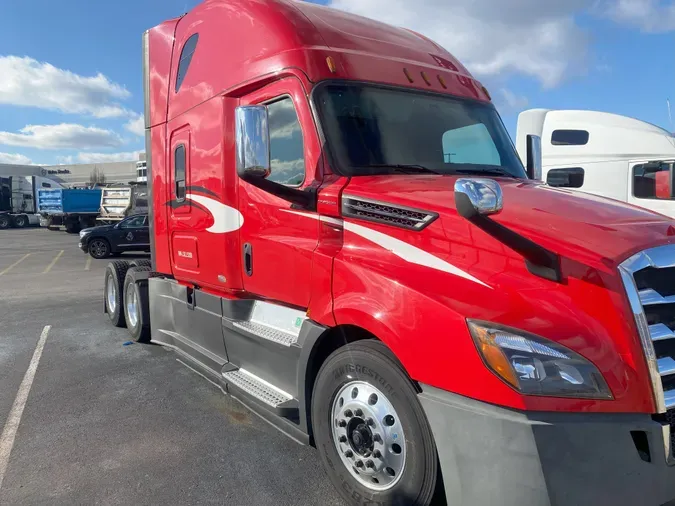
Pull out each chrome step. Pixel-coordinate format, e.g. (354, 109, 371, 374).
(232, 321, 298, 346)
(223, 369, 292, 408)
(658, 357, 675, 377)
(650, 323, 675, 342)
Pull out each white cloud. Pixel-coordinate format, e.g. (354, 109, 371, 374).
(0, 124, 123, 150)
(602, 0, 675, 31)
(328, 0, 588, 87)
(124, 115, 145, 137)
(70, 151, 143, 164)
(498, 89, 529, 113)
(0, 55, 132, 118)
(0, 152, 32, 165)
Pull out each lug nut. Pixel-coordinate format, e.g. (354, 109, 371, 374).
(373, 450, 382, 459)
(355, 460, 364, 468)
(344, 450, 354, 458)
(338, 419, 347, 428)
(344, 409, 353, 418)
(365, 460, 375, 468)
(366, 417, 375, 427)
(339, 435, 347, 443)
(373, 434, 382, 443)
(354, 408, 363, 417)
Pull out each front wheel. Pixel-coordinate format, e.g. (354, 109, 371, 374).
(312, 341, 439, 506)
(89, 239, 111, 259)
(0, 215, 10, 229)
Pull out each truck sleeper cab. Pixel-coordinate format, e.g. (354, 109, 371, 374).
(103, 1, 675, 505)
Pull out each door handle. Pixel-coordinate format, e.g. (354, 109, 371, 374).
(243, 243, 253, 277)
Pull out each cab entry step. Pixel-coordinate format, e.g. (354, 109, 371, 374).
(222, 368, 298, 418)
(232, 320, 299, 346)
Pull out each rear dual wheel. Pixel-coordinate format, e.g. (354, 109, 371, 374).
(312, 341, 440, 506)
(0, 215, 10, 229)
(104, 261, 150, 343)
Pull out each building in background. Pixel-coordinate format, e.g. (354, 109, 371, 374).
(0, 154, 147, 188)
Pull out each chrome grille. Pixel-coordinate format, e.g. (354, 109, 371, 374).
(620, 244, 675, 413)
(342, 195, 437, 231)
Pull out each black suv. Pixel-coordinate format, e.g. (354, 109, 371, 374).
(79, 214, 150, 259)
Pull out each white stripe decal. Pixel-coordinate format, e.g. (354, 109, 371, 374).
(187, 193, 244, 234)
(280, 209, 490, 288)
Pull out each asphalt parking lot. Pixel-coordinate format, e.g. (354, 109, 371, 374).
(0, 227, 345, 505)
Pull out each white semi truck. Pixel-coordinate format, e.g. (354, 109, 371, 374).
(516, 109, 675, 218)
(0, 175, 61, 229)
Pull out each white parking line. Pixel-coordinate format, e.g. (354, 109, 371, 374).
(0, 254, 31, 277)
(85, 256, 92, 271)
(0, 325, 51, 491)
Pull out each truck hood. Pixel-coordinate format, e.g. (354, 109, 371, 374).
(343, 175, 675, 268)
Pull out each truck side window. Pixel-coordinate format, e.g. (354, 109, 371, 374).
(633, 163, 674, 200)
(547, 167, 584, 188)
(551, 129, 589, 146)
(267, 97, 305, 186)
(175, 144, 186, 201)
(175, 34, 199, 93)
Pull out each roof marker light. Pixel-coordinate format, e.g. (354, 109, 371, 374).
(481, 85, 492, 101)
(326, 56, 337, 74)
(437, 75, 448, 89)
(421, 71, 432, 86)
(403, 68, 414, 83)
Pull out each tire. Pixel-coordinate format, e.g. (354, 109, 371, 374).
(65, 223, 80, 234)
(14, 215, 28, 228)
(0, 215, 10, 230)
(123, 267, 152, 343)
(129, 259, 152, 269)
(89, 238, 111, 259)
(312, 341, 439, 506)
(104, 260, 130, 327)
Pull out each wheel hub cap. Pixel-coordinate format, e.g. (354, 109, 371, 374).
(106, 274, 116, 313)
(126, 283, 138, 328)
(331, 381, 406, 491)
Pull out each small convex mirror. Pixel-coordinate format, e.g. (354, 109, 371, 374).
(235, 106, 271, 180)
(454, 178, 503, 218)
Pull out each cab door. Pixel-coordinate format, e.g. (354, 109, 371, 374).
(628, 160, 675, 218)
(237, 77, 323, 308)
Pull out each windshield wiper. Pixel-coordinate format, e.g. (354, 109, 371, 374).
(453, 167, 518, 179)
(357, 164, 442, 175)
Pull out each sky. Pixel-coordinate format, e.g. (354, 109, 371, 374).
(0, 0, 674, 166)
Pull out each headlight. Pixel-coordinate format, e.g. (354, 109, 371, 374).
(468, 321, 612, 399)
(79, 230, 89, 238)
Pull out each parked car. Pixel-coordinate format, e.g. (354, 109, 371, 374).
(79, 213, 150, 259)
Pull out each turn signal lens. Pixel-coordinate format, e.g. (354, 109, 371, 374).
(468, 321, 613, 399)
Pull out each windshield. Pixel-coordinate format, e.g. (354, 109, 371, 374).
(315, 83, 526, 178)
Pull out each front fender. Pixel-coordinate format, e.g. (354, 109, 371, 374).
(331, 257, 525, 409)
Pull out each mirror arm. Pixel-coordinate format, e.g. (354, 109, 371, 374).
(240, 174, 317, 211)
(457, 191, 562, 282)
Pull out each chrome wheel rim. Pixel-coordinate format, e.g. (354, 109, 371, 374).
(106, 274, 116, 313)
(91, 241, 106, 258)
(331, 381, 406, 491)
(126, 283, 138, 328)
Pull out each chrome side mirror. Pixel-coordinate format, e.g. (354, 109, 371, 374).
(454, 178, 503, 219)
(526, 134, 542, 180)
(235, 106, 271, 180)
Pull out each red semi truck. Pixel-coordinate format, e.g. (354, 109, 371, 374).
(102, 1, 675, 504)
